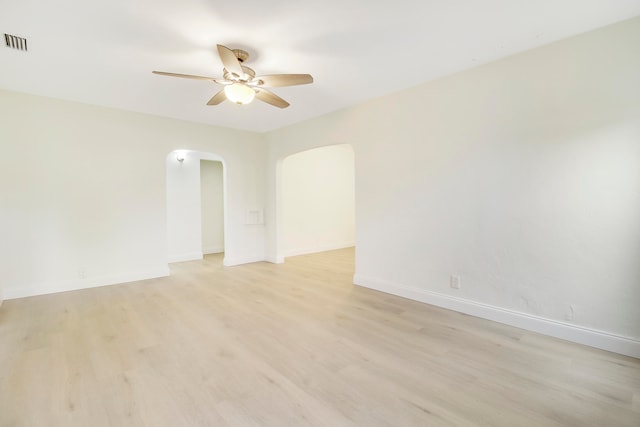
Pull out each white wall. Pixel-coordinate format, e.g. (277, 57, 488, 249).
(282, 145, 355, 257)
(1, 17, 638, 358)
(266, 17, 640, 357)
(201, 160, 224, 254)
(166, 151, 202, 262)
(0, 91, 266, 299)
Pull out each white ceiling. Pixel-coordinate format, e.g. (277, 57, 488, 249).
(2, 1, 639, 133)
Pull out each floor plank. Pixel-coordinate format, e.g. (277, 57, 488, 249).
(0, 248, 638, 426)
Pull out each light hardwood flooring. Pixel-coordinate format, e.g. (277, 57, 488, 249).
(0, 248, 639, 426)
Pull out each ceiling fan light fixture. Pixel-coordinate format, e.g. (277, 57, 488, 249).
(224, 83, 255, 105)
(153, 44, 312, 109)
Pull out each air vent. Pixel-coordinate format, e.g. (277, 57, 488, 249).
(5, 33, 28, 51)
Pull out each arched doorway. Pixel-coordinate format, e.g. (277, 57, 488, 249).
(277, 144, 355, 261)
(166, 150, 227, 263)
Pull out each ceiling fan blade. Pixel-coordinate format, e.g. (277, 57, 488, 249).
(152, 71, 225, 84)
(251, 74, 313, 87)
(217, 44, 245, 79)
(206, 90, 227, 105)
(254, 88, 290, 109)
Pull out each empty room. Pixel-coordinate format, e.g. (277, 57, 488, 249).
(1, 1, 639, 426)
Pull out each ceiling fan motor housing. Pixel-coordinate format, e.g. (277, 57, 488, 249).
(223, 65, 255, 81)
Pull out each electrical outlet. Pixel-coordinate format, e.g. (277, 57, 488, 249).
(450, 275, 461, 289)
(78, 269, 86, 279)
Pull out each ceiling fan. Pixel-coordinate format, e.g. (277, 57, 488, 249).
(153, 44, 313, 109)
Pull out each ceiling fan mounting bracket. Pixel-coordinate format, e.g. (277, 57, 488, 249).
(231, 49, 249, 63)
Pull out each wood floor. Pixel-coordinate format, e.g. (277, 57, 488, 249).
(0, 248, 638, 426)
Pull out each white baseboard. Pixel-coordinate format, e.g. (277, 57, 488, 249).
(202, 246, 224, 255)
(284, 241, 355, 258)
(3, 266, 171, 300)
(353, 274, 640, 359)
(223, 254, 265, 267)
(168, 252, 203, 263)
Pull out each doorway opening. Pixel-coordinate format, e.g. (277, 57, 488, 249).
(200, 160, 225, 256)
(279, 144, 355, 260)
(166, 150, 227, 264)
